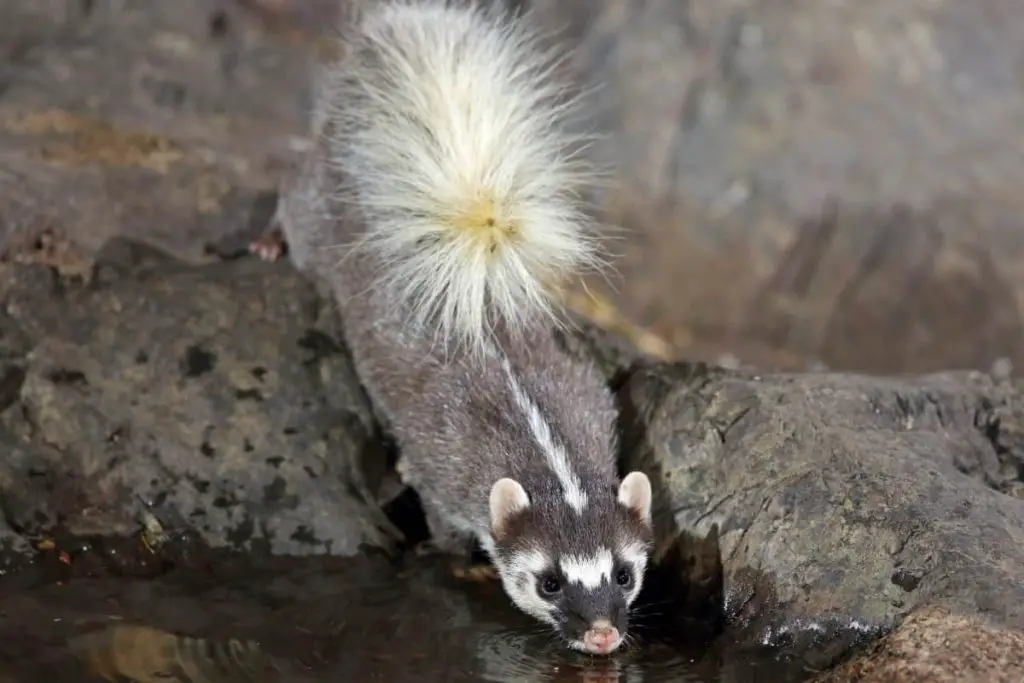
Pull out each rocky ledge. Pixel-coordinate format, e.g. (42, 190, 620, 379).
(0, 240, 1022, 681)
(618, 351, 1024, 679)
(0, 241, 399, 561)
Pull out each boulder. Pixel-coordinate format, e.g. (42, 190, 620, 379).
(812, 606, 1024, 683)
(618, 358, 1024, 664)
(0, 241, 398, 559)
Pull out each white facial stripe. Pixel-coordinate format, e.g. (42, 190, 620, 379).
(510, 546, 550, 576)
(618, 540, 650, 603)
(497, 547, 559, 627)
(499, 355, 589, 513)
(560, 548, 614, 590)
(619, 540, 648, 572)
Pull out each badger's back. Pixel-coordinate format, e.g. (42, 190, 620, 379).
(280, 0, 619, 539)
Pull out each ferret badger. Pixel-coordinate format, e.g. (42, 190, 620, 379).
(258, 0, 655, 655)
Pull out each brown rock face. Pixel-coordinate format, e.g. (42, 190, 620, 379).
(813, 607, 1024, 683)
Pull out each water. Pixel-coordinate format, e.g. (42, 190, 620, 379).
(0, 543, 815, 682)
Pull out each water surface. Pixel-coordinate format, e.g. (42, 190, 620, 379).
(0, 546, 814, 682)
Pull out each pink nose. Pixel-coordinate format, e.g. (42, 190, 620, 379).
(583, 621, 621, 654)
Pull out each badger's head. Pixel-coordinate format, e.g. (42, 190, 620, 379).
(487, 471, 654, 655)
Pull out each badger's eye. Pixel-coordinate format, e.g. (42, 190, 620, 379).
(615, 567, 633, 588)
(538, 574, 562, 597)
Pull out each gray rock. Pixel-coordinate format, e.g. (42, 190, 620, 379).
(0, 0, 309, 264)
(533, 0, 1024, 215)
(527, 0, 1024, 374)
(0, 240, 398, 558)
(618, 359, 1024, 661)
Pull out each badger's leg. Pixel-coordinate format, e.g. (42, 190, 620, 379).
(413, 501, 499, 582)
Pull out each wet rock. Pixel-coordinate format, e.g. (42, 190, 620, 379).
(0, 240, 398, 559)
(619, 360, 1024, 664)
(812, 606, 1024, 683)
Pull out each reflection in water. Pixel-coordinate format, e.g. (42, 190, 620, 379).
(70, 625, 287, 682)
(0, 553, 812, 683)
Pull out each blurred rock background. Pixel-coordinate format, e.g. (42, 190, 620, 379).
(3, 0, 1023, 374)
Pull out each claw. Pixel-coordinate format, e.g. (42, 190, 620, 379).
(249, 229, 288, 262)
(451, 563, 499, 583)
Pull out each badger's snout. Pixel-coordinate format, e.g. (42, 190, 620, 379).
(581, 618, 622, 654)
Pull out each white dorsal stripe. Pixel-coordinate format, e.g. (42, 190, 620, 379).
(560, 549, 614, 589)
(499, 354, 589, 513)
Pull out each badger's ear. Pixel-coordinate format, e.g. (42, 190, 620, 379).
(489, 478, 530, 539)
(617, 471, 652, 525)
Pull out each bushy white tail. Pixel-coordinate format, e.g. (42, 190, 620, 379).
(326, 0, 604, 356)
